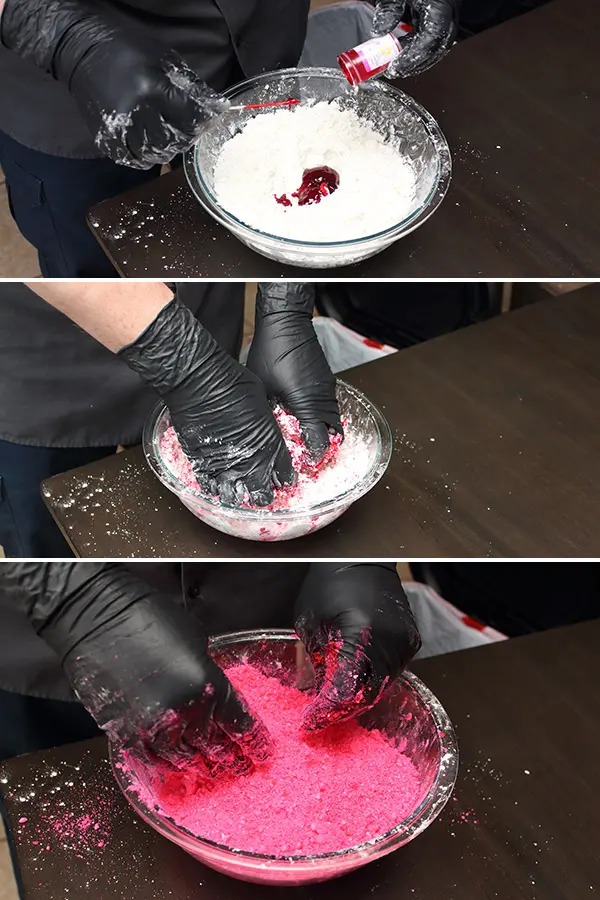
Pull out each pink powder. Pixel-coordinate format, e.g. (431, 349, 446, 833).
(159, 408, 374, 512)
(124, 664, 425, 856)
(49, 810, 110, 849)
(13, 783, 112, 856)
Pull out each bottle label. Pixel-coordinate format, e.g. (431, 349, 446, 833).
(355, 34, 402, 74)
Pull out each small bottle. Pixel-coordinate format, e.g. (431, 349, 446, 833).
(337, 25, 411, 86)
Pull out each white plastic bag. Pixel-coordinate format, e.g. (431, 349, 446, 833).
(241, 316, 396, 373)
(299, 1, 375, 69)
(312, 316, 397, 374)
(405, 582, 507, 659)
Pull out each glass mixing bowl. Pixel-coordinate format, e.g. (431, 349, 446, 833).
(111, 630, 459, 886)
(184, 67, 452, 268)
(142, 379, 392, 541)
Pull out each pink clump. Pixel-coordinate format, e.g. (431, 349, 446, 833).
(159, 408, 345, 511)
(449, 806, 479, 825)
(125, 665, 425, 856)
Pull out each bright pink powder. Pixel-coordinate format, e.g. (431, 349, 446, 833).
(124, 665, 425, 856)
(159, 408, 345, 512)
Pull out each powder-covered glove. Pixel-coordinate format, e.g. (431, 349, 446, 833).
(372, 0, 459, 78)
(119, 299, 294, 507)
(2, 563, 272, 776)
(295, 563, 421, 732)
(246, 283, 342, 463)
(0, 0, 226, 168)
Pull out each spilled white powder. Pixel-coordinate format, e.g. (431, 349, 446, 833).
(213, 101, 417, 242)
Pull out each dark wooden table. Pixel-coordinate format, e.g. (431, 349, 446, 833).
(87, 0, 600, 278)
(3, 620, 599, 899)
(42, 289, 600, 558)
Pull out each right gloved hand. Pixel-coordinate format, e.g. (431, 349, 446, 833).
(119, 299, 294, 507)
(372, 0, 459, 78)
(1, 563, 272, 777)
(295, 563, 421, 732)
(247, 283, 343, 464)
(0, 0, 227, 168)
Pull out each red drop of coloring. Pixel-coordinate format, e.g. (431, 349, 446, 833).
(274, 165, 340, 208)
(295, 165, 340, 206)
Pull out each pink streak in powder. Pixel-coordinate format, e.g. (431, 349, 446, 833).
(123, 664, 425, 856)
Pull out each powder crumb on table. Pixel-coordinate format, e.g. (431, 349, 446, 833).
(124, 664, 425, 856)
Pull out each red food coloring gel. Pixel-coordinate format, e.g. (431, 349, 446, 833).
(295, 166, 340, 206)
(274, 192, 292, 207)
(274, 166, 340, 208)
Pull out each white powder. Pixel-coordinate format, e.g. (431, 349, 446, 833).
(213, 101, 417, 242)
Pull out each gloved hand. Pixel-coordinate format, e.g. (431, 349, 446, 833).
(295, 563, 421, 732)
(119, 298, 294, 507)
(372, 0, 459, 78)
(0, 0, 226, 168)
(246, 283, 342, 463)
(2, 563, 272, 776)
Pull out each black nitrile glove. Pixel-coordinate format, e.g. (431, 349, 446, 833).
(372, 0, 459, 78)
(246, 283, 342, 464)
(2, 563, 272, 776)
(119, 299, 294, 507)
(0, 0, 226, 168)
(295, 563, 421, 732)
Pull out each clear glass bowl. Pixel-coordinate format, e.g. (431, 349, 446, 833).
(111, 630, 459, 886)
(142, 379, 392, 541)
(184, 67, 452, 268)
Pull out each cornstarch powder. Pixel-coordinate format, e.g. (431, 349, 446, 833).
(213, 102, 417, 241)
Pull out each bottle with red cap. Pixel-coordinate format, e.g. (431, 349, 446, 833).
(338, 23, 412, 87)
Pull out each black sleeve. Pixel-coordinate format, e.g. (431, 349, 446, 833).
(303, 561, 398, 583)
(0, 562, 159, 662)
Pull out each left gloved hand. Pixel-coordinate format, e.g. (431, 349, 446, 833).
(372, 0, 460, 78)
(246, 283, 342, 464)
(119, 298, 294, 507)
(3, 563, 272, 777)
(0, 0, 227, 169)
(295, 563, 422, 732)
